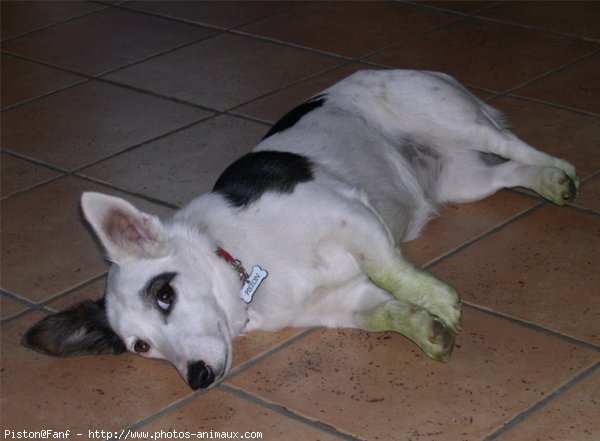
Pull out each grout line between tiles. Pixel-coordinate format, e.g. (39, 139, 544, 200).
(221, 383, 365, 441)
(38, 273, 109, 310)
(0, 76, 89, 113)
(357, 19, 469, 62)
(70, 113, 218, 171)
(1, 289, 40, 310)
(425, 201, 545, 269)
(110, 2, 226, 32)
(73, 173, 181, 210)
(462, 303, 600, 353)
(229, 29, 354, 62)
(110, 328, 319, 440)
(106, 389, 211, 441)
(468, 9, 600, 45)
(503, 92, 600, 119)
(500, 49, 600, 99)
(412, 0, 600, 45)
(0, 172, 66, 202)
(0, 4, 111, 43)
(2, 31, 224, 112)
(483, 360, 600, 441)
(0, 148, 70, 174)
(115, 0, 304, 33)
(0, 306, 54, 327)
(0, 271, 110, 325)
(225, 61, 354, 115)
(404, 0, 505, 17)
(0, 289, 52, 325)
(226, 328, 317, 380)
(565, 201, 600, 218)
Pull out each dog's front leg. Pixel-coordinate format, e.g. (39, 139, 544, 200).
(361, 298, 456, 362)
(334, 201, 461, 335)
(361, 250, 462, 335)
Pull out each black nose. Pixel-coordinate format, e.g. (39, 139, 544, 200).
(187, 360, 215, 390)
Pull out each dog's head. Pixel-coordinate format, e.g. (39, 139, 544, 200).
(22, 192, 248, 390)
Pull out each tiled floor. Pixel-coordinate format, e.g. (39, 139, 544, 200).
(1, 1, 599, 440)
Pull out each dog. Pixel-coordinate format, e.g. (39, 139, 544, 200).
(22, 70, 579, 390)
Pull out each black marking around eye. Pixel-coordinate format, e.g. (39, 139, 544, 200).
(143, 272, 177, 316)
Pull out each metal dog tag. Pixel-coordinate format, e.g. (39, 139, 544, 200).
(240, 265, 268, 304)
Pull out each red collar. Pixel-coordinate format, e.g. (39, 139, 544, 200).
(215, 247, 249, 282)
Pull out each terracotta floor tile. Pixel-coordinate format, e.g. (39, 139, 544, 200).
(0, 54, 85, 109)
(0, 294, 28, 321)
(44, 279, 108, 312)
(487, 96, 600, 179)
(239, 2, 456, 58)
(1, 312, 191, 433)
(140, 387, 341, 440)
(575, 175, 600, 213)
(368, 19, 596, 92)
(1, 81, 211, 170)
(231, 329, 309, 373)
(421, 1, 497, 14)
(104, 33, 342, 110)
(402, 191, 539, 266)
(80, 115, 267, 206)
(513, 55, 600, 115)
(234, 63, 375, 122)
(496, 368, 600, 441)
(126, 1, 297, 30)
(0, 0, 105, 40)
(480, 1, 600, 40)
(2, 8, 216, 76)
(0, 153, 61, 198)
(0, 177, 173, 303)
(433, 205, 600, 345)
(229, 309, 598, 440)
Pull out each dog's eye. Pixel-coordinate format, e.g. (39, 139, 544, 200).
(134, 340, 150, 353)
(156, 284, 175, 312)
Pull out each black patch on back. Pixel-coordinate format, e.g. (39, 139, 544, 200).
(213, 151, 314, 207)
(262, 94, 327, 140)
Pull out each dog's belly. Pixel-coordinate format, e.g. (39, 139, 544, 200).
(244, 243, 369, 331)
(256, 112, 437, 243)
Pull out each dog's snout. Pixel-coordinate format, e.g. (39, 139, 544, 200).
(187, 360, 215, 390)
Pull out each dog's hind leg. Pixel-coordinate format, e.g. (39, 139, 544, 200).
(430, 104, 579, 205)
(436, 150, 579, 206)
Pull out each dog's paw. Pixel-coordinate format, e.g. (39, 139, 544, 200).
(420, 317, 456, 363)
(427, 297, 462, 335)
(419, 281, 462, 334)
(537, 166, 579, 205)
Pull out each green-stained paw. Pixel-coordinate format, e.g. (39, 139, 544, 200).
(537, 166, 579, 206)
(364, 300, 457, 363)
(365, 261, 462, 334)
(426, 319, 455, 362)
(425, 287, 462, 334)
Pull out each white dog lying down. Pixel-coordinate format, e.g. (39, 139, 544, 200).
(23, 70, 578, 390)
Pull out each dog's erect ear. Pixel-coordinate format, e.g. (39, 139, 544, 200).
(81, 192, 168, 263)
(21, 299, 126, 356)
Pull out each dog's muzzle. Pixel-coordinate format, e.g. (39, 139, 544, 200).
(187, 360, 215, 390)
